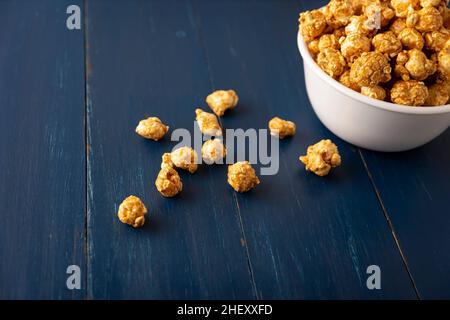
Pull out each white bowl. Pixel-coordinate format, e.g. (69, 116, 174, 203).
(297, 32, 450, 152)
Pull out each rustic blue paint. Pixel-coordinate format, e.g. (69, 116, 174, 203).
(0, 0, 85, 299)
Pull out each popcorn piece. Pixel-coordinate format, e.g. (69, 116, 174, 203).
(420, 0, 442, 6)
(268, 117, 296, 139)
(318, 34, 341, 51)
(324, 0, 355, 28)
(407, 6, 443, 32)
(340, 33, 371, 62)
(155, 166, 183, 197)
(308, 39, 321, 57)
(201, 139, 227, 165)
(424, 83, 449, 105)
(317, 48, 347, 78)
(394, 51, 412, 80)
(398, 27, 424, 50)
(117, 195, 147, 228)
(372, 31, 402, 57)
(161, 152, 174, 169)
(299, 9, 327, 42)
(438, 46, 450, 75)
(170, 146, 198, 173)
(339, 70, 361, 91)
(227, 161, 260, 193)
(350, 52, 391, 86)
(135, 117, 169, 141)
(206, 90, 238, 117)
(195, 108, 222, 136)
(404, 49, 436, 80)
(390, 80, 429, 105)
(391, 0, 420, 18)
(389, 18, 407, 36)
(424, 29, 450, 52)
(363, 0, 395, 27)
(361, 85, 387, 100)
(345, 15, 375, 36)
(299, 139, 341, 177)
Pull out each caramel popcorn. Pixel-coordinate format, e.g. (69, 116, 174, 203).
(317, 48, 347, 78)
(398, 27, 424, 49)
(299, 139, 341, 177)
(227, 161, 260, 193)
(350, 52, 391, 86)
(300, 0, 449, 107)
(390, 80, 429, 105)
(170, 146, 198, 173)
(155, 165, 183, 197)
(206, 90, 238, 117)
(195, 108, 222, 136)
(161, 152, 174, 169)
(372, 31, 402, 57)
(201, 139, 227, 165)
(268, 117, 296, 139)
(340, 33, 371, 62)
(135, 117, 169, 141)
(425, 83, 449, 105)
(361, 85, 387, 100)
(299, 10, 327, 41)
(117, 195, 147, 228)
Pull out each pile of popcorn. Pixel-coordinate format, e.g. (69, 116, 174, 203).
(299, 0, 450, 106)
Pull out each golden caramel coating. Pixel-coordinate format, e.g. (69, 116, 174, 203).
(363, 0, 395, 27)
(201, 139, 227, 165)
(299, 10, 327, 41)
(398, 27, 424, 49)
(324, 0, 355, 28)
(117, 195, 147, 228)
(361, 85, 387, 100)
(372, 31, 402, 57)
(340, 33, 371, 62)
(390, 80, 429, 105)
(195, 108, 222, 136)
(391, 0, 420, 18)
(420, 0, 442, 6)
(318, 34, 341, 51)
(299, 139, 342, 177)
(424, 29, 450, 52)
(424, 83, 449, 105)
(350, 52, 391, 86)
(438, 47, 450, 75)
(394, 51, 412, 80)
(170, 146, 198, 173)
(161, 152, 174, 169)
(317, 48, 347, 78)
(206, 90, 238, 117)
(407, 7, 443, 32)
(345, 15, 375, 36)
(227, 161, 260, 193)
(268, 117, 296, 139)
(404, 49, 437, 80)
(308, 39, 321, 56)
(389, 18, 407, 35)
(339, 70, 362, 91)
(135, 117, 169, 141)
(155, 166, 183, 197)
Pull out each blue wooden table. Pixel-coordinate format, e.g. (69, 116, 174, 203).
(0, 0, 449, 300)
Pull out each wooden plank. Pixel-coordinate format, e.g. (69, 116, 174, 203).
(194, 0, 417, 298)
(0, 0, 85, 299)
(85, 0, 255, 299)
(361, 133, 450, 299)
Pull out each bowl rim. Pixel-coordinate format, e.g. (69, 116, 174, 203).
(297, 31, 450, 115)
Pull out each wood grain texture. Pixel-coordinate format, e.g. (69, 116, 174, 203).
(361, 133, 450, 299)
(0, 0, 85, 299)
(194, 0, 417, 298)
(85, 0, 255, 299)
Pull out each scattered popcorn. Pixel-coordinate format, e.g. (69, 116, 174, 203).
(155, 166, 183, 197)
(201, 139, 227, 164)
(135, 117, 169, 141)
(227, 161, 260, 193)
(206, 90, 239, 117)
(195, 108, 222, 136)
(161, 152, 174, 169)
(299, 139, 342, 177)
(170, 146, 198, 173)
(390, 80, 429, 105)
(117, 195, 147, 228)
(361, 85, 387, 100)
(268, 117, 296, 139)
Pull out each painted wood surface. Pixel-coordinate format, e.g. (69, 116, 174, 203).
(0, 0, 85, 299)
(1, 0, 449, 299)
